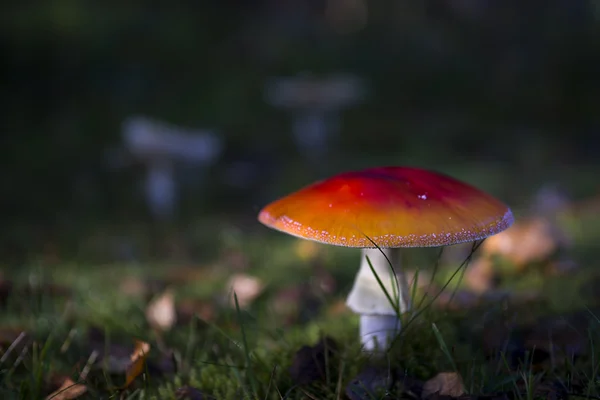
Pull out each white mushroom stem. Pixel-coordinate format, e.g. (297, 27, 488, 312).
(145, 160, 176, 220)
(346, 248, 411, 352)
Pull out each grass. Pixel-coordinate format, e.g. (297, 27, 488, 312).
(1, 223, 600, 400)
(1, 163, 600, 399)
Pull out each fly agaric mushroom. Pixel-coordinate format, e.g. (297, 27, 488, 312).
(258, 166, 513, 352)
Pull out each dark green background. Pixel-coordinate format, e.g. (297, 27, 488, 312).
(2, 1, 599, 261)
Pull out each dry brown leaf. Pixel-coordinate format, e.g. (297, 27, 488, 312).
(46, 352, 95, 400)
(46, 377, 87, 400)
(123, 340, 151, 388)
(226, 274, 264, 309)
(422, 372, 466, 399)
(480, 218, 561, 269)
(146, 289, 176, 332)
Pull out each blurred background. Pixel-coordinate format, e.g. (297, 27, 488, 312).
(2, 0, 600, 266)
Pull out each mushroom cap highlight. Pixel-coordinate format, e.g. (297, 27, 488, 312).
(258, 166, 514, 248)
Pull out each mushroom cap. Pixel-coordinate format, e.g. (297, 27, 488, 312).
(258, 166, 514, 248)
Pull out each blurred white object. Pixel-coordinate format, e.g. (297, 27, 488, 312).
(226, 273, 264, 309)
(121, 116, 223, 220)
(145, 289, 177, 332)
(123, 116, 222, 163)
(265, 73, 366, 160)
(145, 161, 176, 220)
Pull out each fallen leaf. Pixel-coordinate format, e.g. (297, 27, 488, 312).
(87, 327, 174, 382)
(175, 385, 216, 399)
(289, 336, 338, 385)
(124, 340, 151, 388)
(45, 377, 87, 400)
(89, 331, 152, 385)
(146, 289, 177, 332)
(226, 274, 264, 309)
(480, 217, 563, 270)
(46, 351, 96, 400)
(422, 372, 465, 399)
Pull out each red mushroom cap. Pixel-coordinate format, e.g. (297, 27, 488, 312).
(258, 166, 514, 248)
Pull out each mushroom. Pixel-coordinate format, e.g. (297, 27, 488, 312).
(121, 116, 223, 220)
(264, 73, 365, 162)
(258, 166, 513, 352)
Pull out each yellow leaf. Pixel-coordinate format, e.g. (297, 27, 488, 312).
(123, 340, 151, 388)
